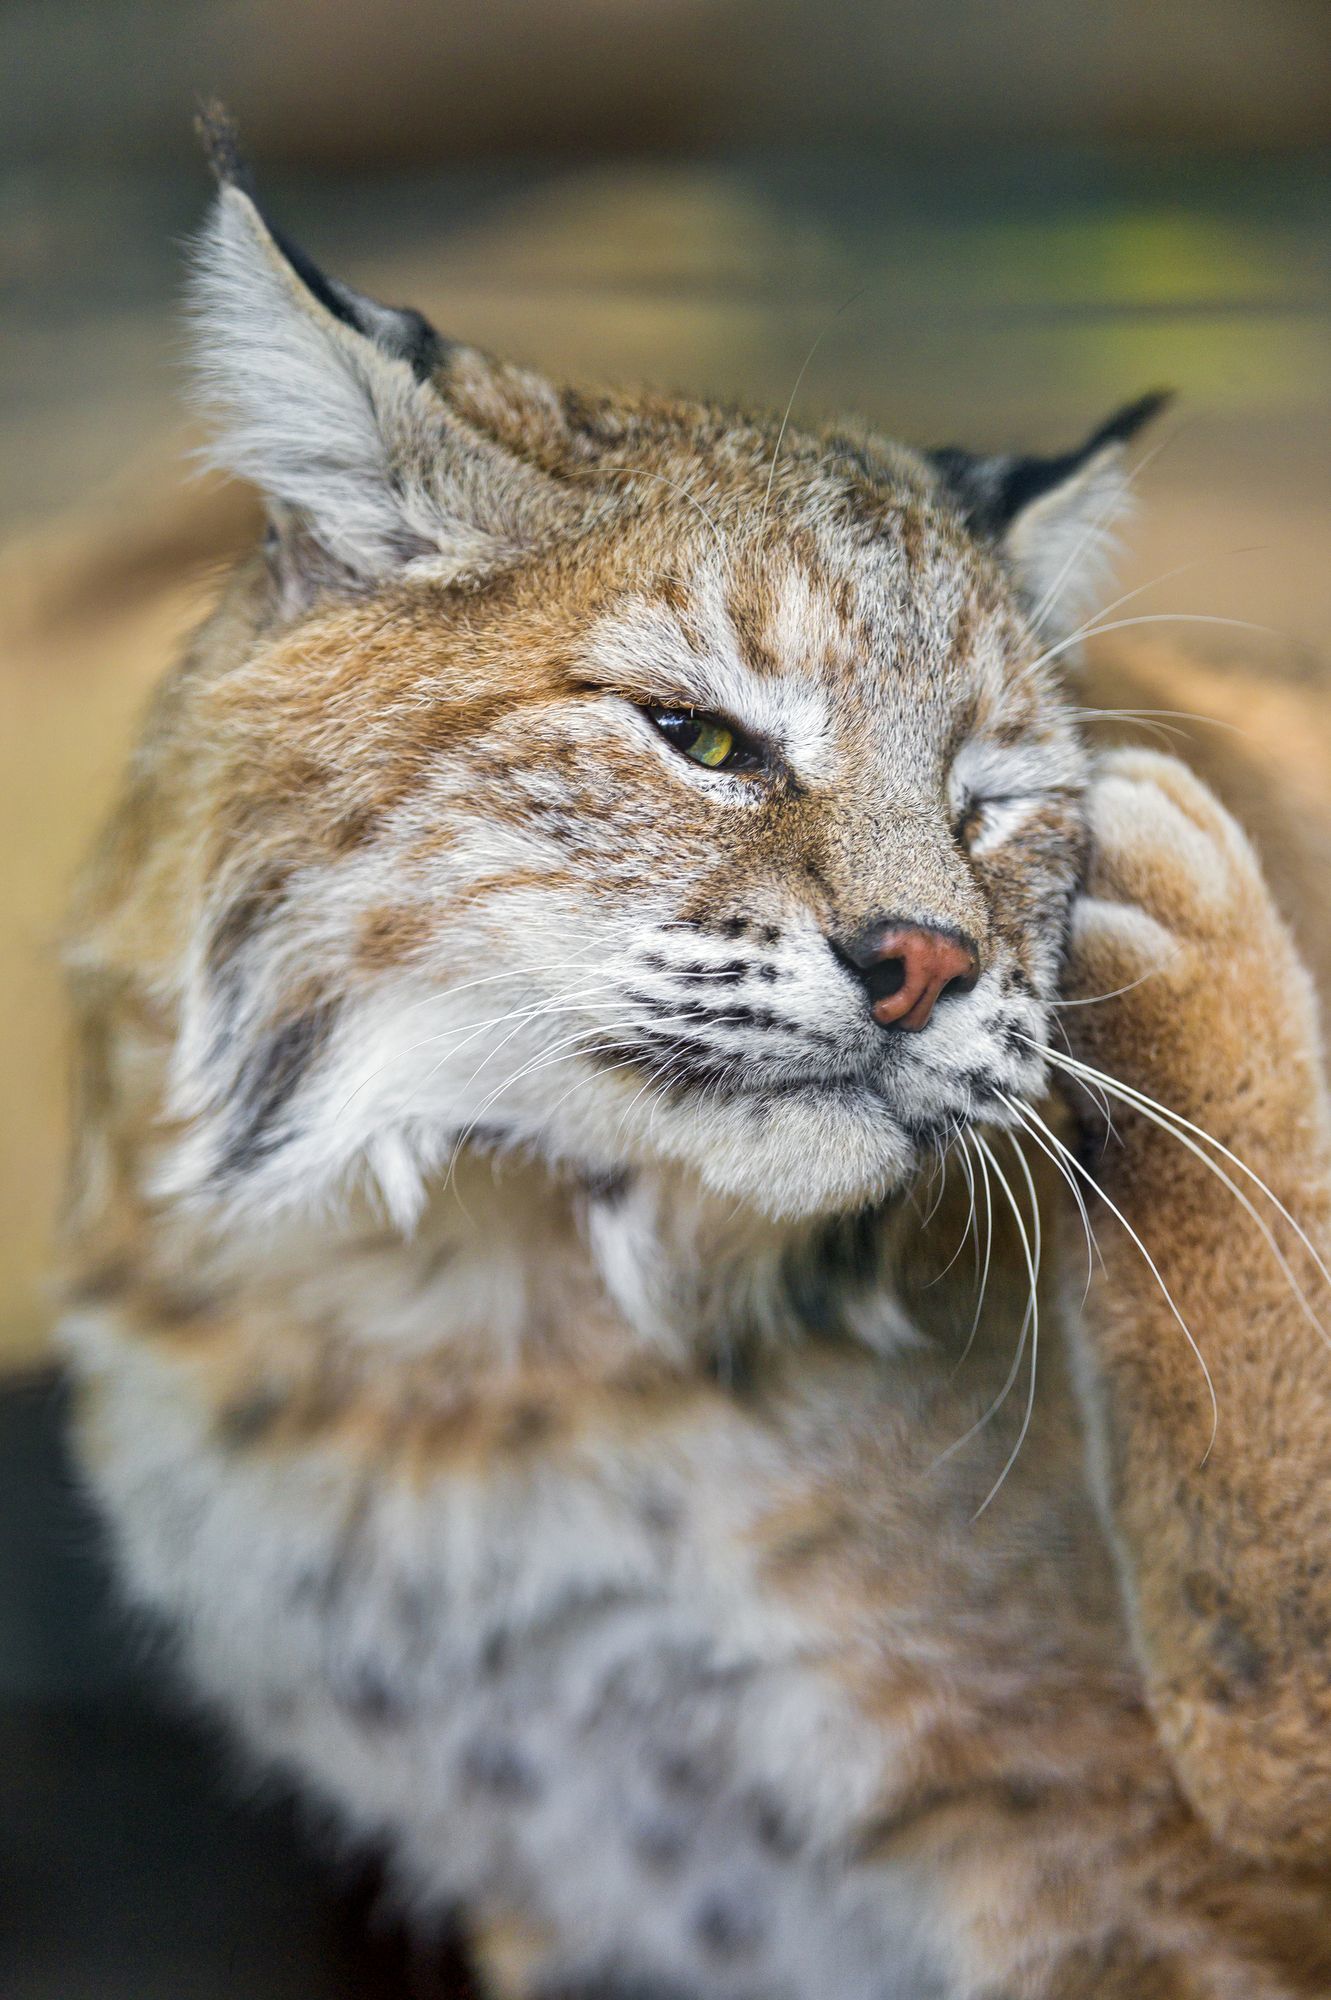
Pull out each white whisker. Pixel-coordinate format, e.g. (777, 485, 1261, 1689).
(757, 288, 864, 546)
(1003, 1092, 1101, 1297)
(439, 1017, 661, 1199)
(1049, 1015, 1116, 1135)
(1025, 424, 1184, 632)
(917, 1136, 953, 1232)
(1034, 539, 1262, 675)
(947, 1134, 980, 1284)
(951, 1129, 995, 1374)
(1003, 1090, 1218, 1457)
(1048, 953, 1181, 1009)
(1030, 1040, 1331, 1344)
(334, 972, 628, 1115)
(1068, 706, 1246, 740)
(397, 992, 636, 1120)
(1033, 610, 1274, 680)
(973, 1130, 1045, 1516)
(931, 1129, 1039, 1510)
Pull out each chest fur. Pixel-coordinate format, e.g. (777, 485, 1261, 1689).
(73, 1327, 957, 1995)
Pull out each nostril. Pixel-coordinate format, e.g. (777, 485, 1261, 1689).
(939, 967, 979, 1006)
(864, 957, 907, 1008)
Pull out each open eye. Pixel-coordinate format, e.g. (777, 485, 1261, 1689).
(645, 707, 762, 773)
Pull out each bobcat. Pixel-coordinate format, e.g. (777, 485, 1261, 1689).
(59, 113, 1331, 1996)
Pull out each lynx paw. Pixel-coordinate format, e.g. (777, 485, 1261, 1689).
(1060, 749, 1320, 1136)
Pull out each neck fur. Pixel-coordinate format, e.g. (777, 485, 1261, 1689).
(210, 1146, 922, 1383)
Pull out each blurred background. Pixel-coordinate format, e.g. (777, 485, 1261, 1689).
(2, 3, 1329, 1993)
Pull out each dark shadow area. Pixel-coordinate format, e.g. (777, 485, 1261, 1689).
(0, 1372, 477, 1999)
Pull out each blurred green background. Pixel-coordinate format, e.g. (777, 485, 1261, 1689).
(2, 0, 1330, 1372)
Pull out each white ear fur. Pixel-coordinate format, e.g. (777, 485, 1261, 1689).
(1003, 441, 1134, 635)
(189, 187, 530, 585)
(929, 393, 1168, 640)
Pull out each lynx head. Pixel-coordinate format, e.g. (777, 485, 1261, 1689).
(139, 120, 1163, 1229)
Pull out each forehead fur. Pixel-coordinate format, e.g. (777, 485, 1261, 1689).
(196, 387, 1038, 762)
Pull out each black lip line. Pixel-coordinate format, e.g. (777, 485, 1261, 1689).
(587, 1035, 1040, 1123)
(590, 1029, 877, 1101)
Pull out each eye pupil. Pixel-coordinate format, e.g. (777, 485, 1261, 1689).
(648, 708, 744, 771)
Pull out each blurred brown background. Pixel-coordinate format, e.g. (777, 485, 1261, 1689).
(2, 6, 1330, 1995)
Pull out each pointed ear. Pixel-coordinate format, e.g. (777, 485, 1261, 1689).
(188, 105, 562, 604)
(929, 392, 1171, 635)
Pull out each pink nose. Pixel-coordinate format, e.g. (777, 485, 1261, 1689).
(857, 924, 980, 1031)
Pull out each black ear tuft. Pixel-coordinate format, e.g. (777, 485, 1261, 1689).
(1080, 388, 1175, 454)
(929, 389, 1173, 545)
(193, 99, 443, 384)
(190, 139, 567, 592)
(195, 98, 255, 197)
(927, 391, 1174, 632)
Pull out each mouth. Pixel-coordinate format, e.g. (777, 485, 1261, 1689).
(593, 1026, 883, 1100)
(566, 1022, 1051, 1221)
(597, 1029, 1024, 1140)
(575, 996, 1051, 1213)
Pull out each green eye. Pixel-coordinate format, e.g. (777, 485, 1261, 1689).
(647, 708, 755, 772)
(683, 719, 735, 767)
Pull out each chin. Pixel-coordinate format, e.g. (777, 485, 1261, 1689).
(577, 1073, 920, 1221)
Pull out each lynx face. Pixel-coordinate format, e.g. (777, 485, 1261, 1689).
(137, 152, 1160, 1228)
(330, 540, 1087, 1223)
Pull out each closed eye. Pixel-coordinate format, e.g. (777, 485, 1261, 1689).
(644, 705, 765, 774)
(950, 733, 1085, 850)
(955, 794, 1035, 851)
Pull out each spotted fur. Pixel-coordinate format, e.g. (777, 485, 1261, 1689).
(58, 124, 1331, 1998)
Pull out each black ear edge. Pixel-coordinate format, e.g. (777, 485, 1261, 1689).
(193, 97, 445, 385)
(1079, 387, 1175, 458)
(929, 388, 1175, 543)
